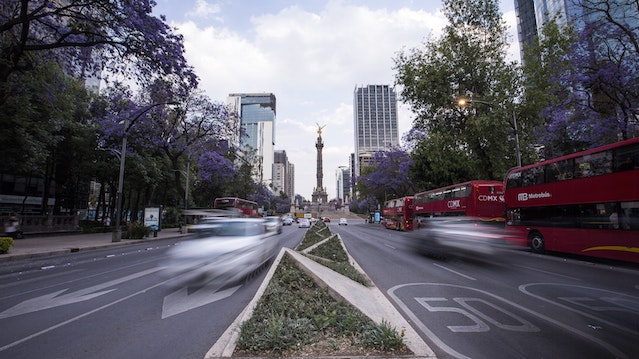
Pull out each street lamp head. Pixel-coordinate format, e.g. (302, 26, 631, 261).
(457, 98, 468, 107)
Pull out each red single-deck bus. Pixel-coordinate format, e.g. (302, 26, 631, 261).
(413, 180, 505, 222)
(213, 197, 259, 217)
(382, 196, 414, 231)
(504, 137, 639, 263)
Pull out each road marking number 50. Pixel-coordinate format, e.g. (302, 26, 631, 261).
(416, 297, 539, 333)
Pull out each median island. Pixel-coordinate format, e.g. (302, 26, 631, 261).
(233, 220, 411, 357)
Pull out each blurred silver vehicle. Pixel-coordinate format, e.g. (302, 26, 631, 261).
(162, 218, 279, 287)
(264, 216, 283, 234)
(411, 217, 511, 257)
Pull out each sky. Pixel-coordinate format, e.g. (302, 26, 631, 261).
(152, 0, 520, 200)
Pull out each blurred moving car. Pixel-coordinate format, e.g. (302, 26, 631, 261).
(410, 217, 511, 257)
(265, 216, 283, 234)
(282, 216, 294, 226)
(162, 218, 279, 287)
(322, 217, 331, 222)
(298, 218, 311, 228)
(338, 218, 348, 225)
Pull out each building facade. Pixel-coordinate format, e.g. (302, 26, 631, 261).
(353, 85, 399, 178)
(227, 93, 276, 186)
(335, 166, 351, 205)
(515, 0, 584, 61)
(273, 150, 295, 201)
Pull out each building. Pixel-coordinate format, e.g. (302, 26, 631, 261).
(273, 150, 295, 201)
(515, 0, 586, 62)
(227, 93, 276, 186)
(353, 85, 399, 178)
(335, 166, 351, 205)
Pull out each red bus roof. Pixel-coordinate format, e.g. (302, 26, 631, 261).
(507, 137, 639, 174)
(415, 180, 504, 196)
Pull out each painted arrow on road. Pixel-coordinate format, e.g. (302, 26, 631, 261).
(162, 284, 241, 319)
(0, 267, 163, 319)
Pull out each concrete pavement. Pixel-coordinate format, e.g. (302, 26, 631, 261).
(0, 228, 188, 262)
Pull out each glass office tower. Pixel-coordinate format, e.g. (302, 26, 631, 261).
(353, 84, 399, 178)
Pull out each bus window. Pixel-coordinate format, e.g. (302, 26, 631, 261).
(575, 151, 612, 178)
(522, 166, 544, 187)
(506, 171, 521, 189)
(614, 142, 639, 172)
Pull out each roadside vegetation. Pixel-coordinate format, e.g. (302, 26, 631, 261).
(234, 221, 410, 357)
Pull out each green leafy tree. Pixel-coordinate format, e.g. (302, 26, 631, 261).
(520, 16, 581, 157)
(394, 0, 527, 185)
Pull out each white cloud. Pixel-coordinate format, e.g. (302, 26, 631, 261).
(169, 1, 518, 200)
(186, 0, 221, 19)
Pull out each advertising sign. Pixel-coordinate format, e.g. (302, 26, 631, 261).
(144, 207, 160, 231)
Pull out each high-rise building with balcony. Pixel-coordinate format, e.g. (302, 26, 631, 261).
(353, 84, 399, 178)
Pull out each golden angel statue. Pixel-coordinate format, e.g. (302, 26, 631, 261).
(316, 123, 326, 136)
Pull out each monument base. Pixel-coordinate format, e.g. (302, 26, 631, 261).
(311, 187, 328, 204)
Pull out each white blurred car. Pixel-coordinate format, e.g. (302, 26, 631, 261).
(338, 218, 348, 225)
(298, 218, 311, 228)
(265, 216, 283, 234)
(162, 218, 279, 286)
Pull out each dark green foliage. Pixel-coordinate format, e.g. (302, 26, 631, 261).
(0, 237, 14, 254)
(235, 255, 408, 356)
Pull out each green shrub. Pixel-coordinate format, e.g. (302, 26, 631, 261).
(0, 237, 14, 254)
(122, 222, 151, 239)
(235, 254, 408, 357)
(79, 220, 111, 233)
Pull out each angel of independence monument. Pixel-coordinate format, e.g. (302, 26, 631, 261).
(311, 123, 328, 206)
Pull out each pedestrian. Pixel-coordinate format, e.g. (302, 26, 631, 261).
(4, 216, 19, 240)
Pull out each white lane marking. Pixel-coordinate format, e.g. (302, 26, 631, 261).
(520, 283, 639, 336)
(384, 243, 396, 250)
(0, 267, 163, 319)
(0, 273, 174, 352)
(433, 263, 476, 281)
(388, 283, 627, 359)
(162, 284, 241, 319)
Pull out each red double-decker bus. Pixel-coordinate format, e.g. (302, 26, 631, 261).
(505, 137, 639, 263)
(413, 180, 505, 222)
(213, 197, 259, 217)
(382, 196, 414, 231)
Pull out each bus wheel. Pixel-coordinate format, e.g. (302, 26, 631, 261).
(529, 232, 545, 253)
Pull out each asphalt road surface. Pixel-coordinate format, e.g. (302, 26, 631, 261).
(2, 221, 638, 359)
(0, 225, 303, 359)
(334, 222, 639, 359)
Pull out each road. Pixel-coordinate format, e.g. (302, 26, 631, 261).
(2, 221, 638, 359)
(0, 225, 303, 359)
(334, 222, 639, 359)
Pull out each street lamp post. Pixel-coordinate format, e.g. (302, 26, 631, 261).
(457, 97, 522, 168)
(112, 101, 178, 242)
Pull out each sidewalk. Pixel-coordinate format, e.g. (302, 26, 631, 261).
(0, 228, 189, 262)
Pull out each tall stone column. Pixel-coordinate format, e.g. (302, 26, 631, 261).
(312, 124, 328, 204)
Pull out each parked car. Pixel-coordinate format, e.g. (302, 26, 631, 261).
(298, 218, 311, 228)
(338, 218, 348, 225)
(162, 218, 279, 287)
(265, 216, 283, 234)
